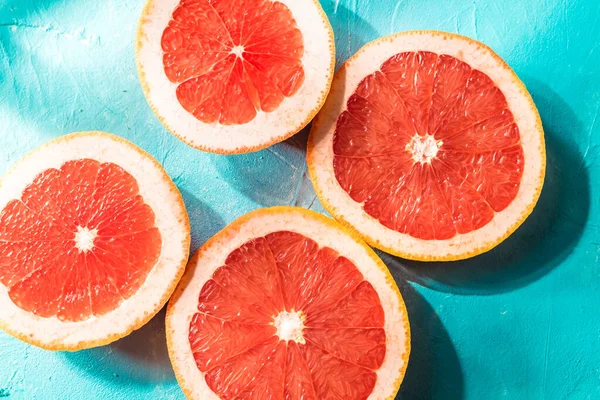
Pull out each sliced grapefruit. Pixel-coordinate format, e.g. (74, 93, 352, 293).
(136, 0, 335, 154)
(308, 31, 546, 261)
(0, 132, 190, 350)
(167, 207, 409, 399)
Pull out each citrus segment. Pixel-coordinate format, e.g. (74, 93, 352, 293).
(436, 111, 520, 151)
(430, 161, 495, 234)
(379, 51, 438, 136)
(308, 31, 545, 260)
(301, 256, 364, 316)
(304, 327, 386, 370)
(204, 336, 281, 399)
(305, 281, 385, 329)
(197, 277, 275, 325)
(0, 132, 190, 350)
(236, 341, 287, 400)
(189, 313, 276, 371)
(285, 341, 317, 399)
(85, 250, 128, 316)
(6, 241, 76, 319)
(224, 236, 285, 314)
(299, 343, 378, 399)
(438, 147, 524, 211)
(265, 231, 364, 313)
(167, 207, 409, 399)
(426, 54, 472, 135)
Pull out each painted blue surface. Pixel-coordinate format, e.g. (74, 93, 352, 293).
(0, 0, 599, 398)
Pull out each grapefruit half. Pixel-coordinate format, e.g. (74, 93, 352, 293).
(167, 207, 409, 399)
(308, 31, 546, 261)
(136, 0, 335, 154)
(0, 132, 190, 350)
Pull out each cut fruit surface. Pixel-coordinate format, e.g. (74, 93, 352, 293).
(0, 132, 190, 350)
(308, 31, 546, 261)
(136, 0, 335, 154)
(167, 207, 409, 400)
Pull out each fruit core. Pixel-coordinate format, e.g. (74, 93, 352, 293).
(74, 226, 97, 253)
(273, 310, 305, 344)
(406, 134, 442, 164)
(230, 45, 244, 58)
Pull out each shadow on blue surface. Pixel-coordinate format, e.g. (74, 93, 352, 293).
(60, 189, 225, 388)
(382, 81, 590, 295)
(61, 307, 176, 387)
(212, 132, 310, 208)
(394, 280, 464, 400)
(59, 189, 224, 389)
(180, 188, 225, 254)
(210, 0, 379, 210)
(321, 0, 379, 68)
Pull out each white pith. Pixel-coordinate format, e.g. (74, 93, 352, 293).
(273, 310, 305, 344)
(136, 0, 334, 153)
(0, 132, 189, 349)
(74, 226, 98, 253)
(230, 45, 244, 58)
(167, 208, 409, 400)
(406, 134, 442, 164)
(308, 31, 545, 260)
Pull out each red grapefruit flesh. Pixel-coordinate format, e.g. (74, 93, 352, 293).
(136, 0, 335, 154)
(162, 0, 305, 125)
(190, 231, 384, 399)
(0, 159, 161, 321)
(167, 207, 409, 400)
(0, 132, 190, 350)
(333, 52, 524, 240)
(308, 31, 545, 261)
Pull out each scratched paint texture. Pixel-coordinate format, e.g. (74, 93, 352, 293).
(0, 0, 599, 398)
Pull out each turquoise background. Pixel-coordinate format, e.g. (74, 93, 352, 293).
(0, 0, 599, 398)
